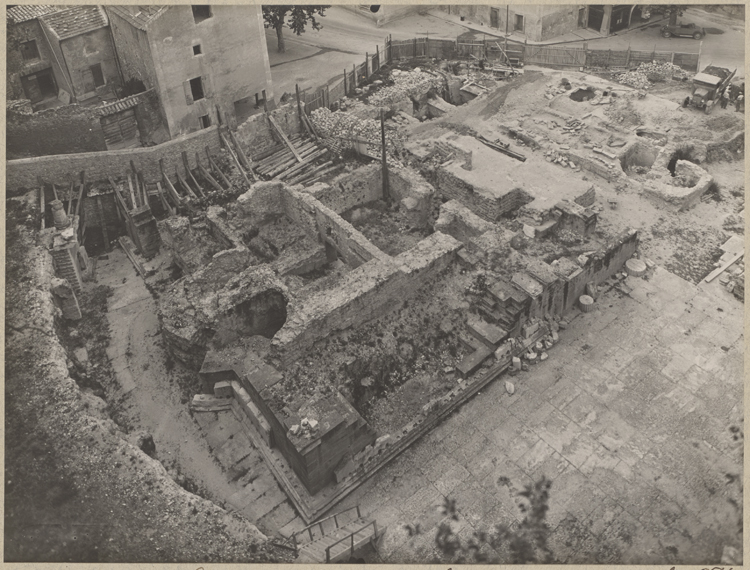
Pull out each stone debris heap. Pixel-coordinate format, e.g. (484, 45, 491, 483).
(615, 61, 691, 89)
(367, 68, 444, 107)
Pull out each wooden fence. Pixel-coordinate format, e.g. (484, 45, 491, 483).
(296, 35, 700, 117)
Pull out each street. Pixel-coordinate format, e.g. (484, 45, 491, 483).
(265, 6, 745, 99)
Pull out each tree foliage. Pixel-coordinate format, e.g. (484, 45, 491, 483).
(431, 477, 554, 564)
(262, 5, 329, 53)
(644, 4, 687, 26)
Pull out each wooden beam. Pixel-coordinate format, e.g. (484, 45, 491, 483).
(197, 153, 224, 193)
(52, 183, 59, 201)
(219, 131, 251, 185)
(268, 114, 302, 162)
(175, 169, 198, 199)
(182, 151, 204, 197)
(156, 182, 174, 215)
(127, 174, 138, 209)
(161, 172, 184, 206)
(137, 171, 148, 208)
(705, 252, 743, 283)
(74, 182, 85, 218)
(108, 176, 130, 216)
(66, 181, 74, 215)
(229, 130, 250, 169)
(118, 236, 146, 279)
(207, 147, 232, 188)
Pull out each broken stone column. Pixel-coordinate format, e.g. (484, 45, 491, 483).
(50, 199, 71, 230)
(51, 277, 82, 320)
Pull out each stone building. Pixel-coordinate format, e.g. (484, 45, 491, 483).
(106, 5, 275, 139)
(438, 4, 644, 41)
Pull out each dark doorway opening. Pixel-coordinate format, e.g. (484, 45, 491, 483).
(569, 87, 596, 102)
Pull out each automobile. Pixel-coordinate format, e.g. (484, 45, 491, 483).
(641, 8, 651, 20)
(682, 65, 736, 114)
(661, 22, 706, 39)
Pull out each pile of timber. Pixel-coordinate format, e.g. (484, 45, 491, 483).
(476, 134, 527, 162)
(251, 133, 343, 186)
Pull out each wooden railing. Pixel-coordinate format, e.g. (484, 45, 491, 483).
(290, 504, 363, 549)
(325, 519, 378, 563)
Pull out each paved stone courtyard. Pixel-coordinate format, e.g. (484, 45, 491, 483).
(332, 267, 744, 564)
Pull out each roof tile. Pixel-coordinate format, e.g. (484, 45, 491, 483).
(40, 5, 108, 41)
(7, 5, 61, 25)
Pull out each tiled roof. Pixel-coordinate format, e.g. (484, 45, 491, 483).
(105, 5, 169, 31)
(7, 5, 61, 25)
(40, 5, 108, 41)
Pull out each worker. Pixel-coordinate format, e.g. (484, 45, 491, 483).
(735, 92, 744, 113)
(721, 89, 730, 109)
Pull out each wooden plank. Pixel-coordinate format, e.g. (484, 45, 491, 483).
(207, 148, 232, 189)
(52, 183, 59, 201)
(219, 131, 251, 185)
(704, 252, 743, 283)
(137, 171, 148, 208)
(118, 236, 146, 279)
(162, 172, 184, 206)
(288, 159, 333, 185)
(229, 130, 251, 170)
(259, 142, 318, 175)
(268, 114, 302, 162)
(276, 148, 328, 181)
(66, 181, 74, 215)
(74, 170, 86, 218)
(266, 145, 322, 179)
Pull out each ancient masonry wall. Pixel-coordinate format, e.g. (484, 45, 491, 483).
(432, 167, 531, 222)
(434, 199, 495, 244)
(235, 102, 304, 159)
(272, 231, 463, 366)
(561, 228, 639, 313)
(307, 165, 383, 214)
(7, 126, 222, 192)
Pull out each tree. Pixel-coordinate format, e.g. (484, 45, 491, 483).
(262, 6, 329, 54)
(644, 5, 686, 26)
(431, 477, 554, 564)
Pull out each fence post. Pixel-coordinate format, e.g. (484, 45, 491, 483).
(376, 44, 380, 72)
(696, 41, 702, 72)
(353, 64, 357, 88)
(670, 52, 675, 65)
(626, 46, 631, 67)
(343, 70, 347, 96)
(413, 37, 417, 58)
(365, 52, 369, 79)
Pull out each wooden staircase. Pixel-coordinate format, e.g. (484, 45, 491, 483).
(285, 505, 384, 563)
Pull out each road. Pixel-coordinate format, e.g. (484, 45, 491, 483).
(266, 6, 744, 99)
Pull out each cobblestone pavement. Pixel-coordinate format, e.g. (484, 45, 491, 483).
(335, 266, 743, 564)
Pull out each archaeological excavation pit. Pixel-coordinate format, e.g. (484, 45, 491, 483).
(569, 87, 597, 102)
(619, 141, 659, 175)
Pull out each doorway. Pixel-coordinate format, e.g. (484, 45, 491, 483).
(578, 7, 587, 28)
(490, 8, 499, 28)
(21, 68, 57, 103)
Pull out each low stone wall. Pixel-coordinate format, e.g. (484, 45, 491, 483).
(388, 166, 435, 228)
(642, 161, 714, 212)
(235, 102, 303, 160)
(7, 126, 222, 192)
(309, 165, 383, 213)
(431, 166, 532, 222)
(434, 199, 495, 244)
(272, 231, 462, 366)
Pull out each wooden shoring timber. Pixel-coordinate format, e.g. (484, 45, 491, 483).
(229, 130, 251, 170)
(39, 185, 46, 230)
(287, 159, 334, 185)
(74, 170, 86, 218)
(197, 152, 224, 192)
(296, 83, 315, 141)
(137, 170, 149, 207)
(67, 181, 75, 215)
(266, 145, 323, 179)
(251, 142, 287, 163)
(182, 151, 204, 197)
(156, 182, 175, 215)
(258, 141, 317, 175)
(96, 195, 111, 252)
(118, 236, 146, 279)
(301, 111, 320, 141)
(206, 147, 232, 189)
(268, 114, 302, 162)
(300, 163, 340, 186)
(276, 148, 329, 181)
(127, 174, 138, 210)
(175, 169, 199, 199)
(52, 183, 59, 201)
(162, 173, 184, 207)
(254, 135, 309, 166)
(219, 130, 252, 185)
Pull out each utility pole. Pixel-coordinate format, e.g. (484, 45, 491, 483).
(505, 5, 509, 52)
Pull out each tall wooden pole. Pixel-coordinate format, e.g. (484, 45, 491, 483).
(380, 108, 389, 201)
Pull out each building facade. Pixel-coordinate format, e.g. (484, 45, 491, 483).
(439, 5, 642, 41)
(106, 5, 275, 139)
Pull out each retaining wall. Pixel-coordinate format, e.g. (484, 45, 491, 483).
(7, 126, 222, 192)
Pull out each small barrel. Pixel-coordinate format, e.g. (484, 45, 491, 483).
(579, 294, 595, 312)
(625, 258, 647, 277)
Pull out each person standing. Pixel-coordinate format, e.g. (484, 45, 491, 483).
(721, 89, 730, 109)
(735, 92, 744, 113)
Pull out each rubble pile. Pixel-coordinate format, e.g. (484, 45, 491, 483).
(367, 68, 444, 107)
(544, 150, 579, 170)
(310, 107, 407, 163)
(615, 61, 691, 89)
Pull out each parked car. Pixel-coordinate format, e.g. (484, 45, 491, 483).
(661, 22, 706, 39)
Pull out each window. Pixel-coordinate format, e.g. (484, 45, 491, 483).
(514, 14, 524, 32)
(192, 44, 202, 55)
(199, 114, 211, 128)
(189, 76, 204, 101)
(192, 5, 212, 24)
(20, 40, 40, 61)
(90, 63, 105, 87)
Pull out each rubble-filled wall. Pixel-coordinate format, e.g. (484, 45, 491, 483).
(435, 199, 496, 244)
(7, 125, 221, 192)
(272, 231, 462, 366)
(235, 102, 302, 157)
(308, 166, 383, 213)
(387, 166, 435, 228)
